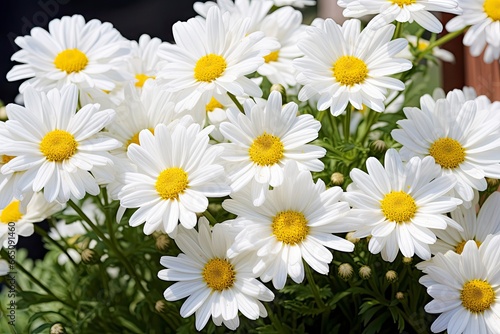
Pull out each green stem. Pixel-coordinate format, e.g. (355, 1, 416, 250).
(328, 112, 342, 144)
(305, 263, 326, 310)
(393, 21, 404, 39)
(227, 92, 244, 113)
(34, 225, 78, 267)
(416, 27, 467, 63)
(101, 188, 118, 246)
(343, 105, 353, 143)
(203, 210, 217, 225)
(265, 304, 287, 334)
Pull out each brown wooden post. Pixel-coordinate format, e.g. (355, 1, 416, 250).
(441, 13, 466, 92)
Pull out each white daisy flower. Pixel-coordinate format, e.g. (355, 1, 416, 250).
(417, 235, 500, 333)
(118, 122, 231, 235)
(273, 0, 317, 8)
(432, 192, 500, 255)
(219, 91, 325, 206)
(446, 0, 500, 63)
(257, 6, 306, 88)
(338, 0, 461, 33)
(0, 192, 63, 249)
(398, 35, 455, 63)
(0, 85, 121, 204)
(224, 162, 355, 289)
(7, 15, 131, 94)
(344, 149, 463, 262)
(158, 217, 274, 331)
(391, 89, 500, 206)
(294, 19, 412, 116)
(157, 6, 279, 112)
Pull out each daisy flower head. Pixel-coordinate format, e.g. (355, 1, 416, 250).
(338, 0, 461, 33)
(7, 15, 131, 94)
(417, 235, 500, 333)
(446, 0, 500, 63)
(0, 85, 121, 204)
(157, 6, 279, 112)
(391, 89, 500, 206)
(432, 192, 500, 255)
(273, 0, 317, 7)
(118, 122, 231, 236)
(398, 35, 456, 63)
(223, 162, 355, 289)
(158, 217, 274, 331)
(344, 149, 463, 262)
(294, 19, 412, 116)
(219, 91, 326, 206)
(0, 192, 63, 249)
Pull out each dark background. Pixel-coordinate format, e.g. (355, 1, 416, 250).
(1, 0, 200, 105)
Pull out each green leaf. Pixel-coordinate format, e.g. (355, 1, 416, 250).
(16, 291, 59, 309)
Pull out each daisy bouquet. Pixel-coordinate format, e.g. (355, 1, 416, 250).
(2, 0, 500, 333)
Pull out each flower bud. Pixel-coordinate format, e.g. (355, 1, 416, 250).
(330, 172, 344, 186)
(345, 232, 360, 244)
(486, 178, 499, 188)
(338, 263, 354, 280)
(385, 270, 398, 283)
(395, 292, 404, 300)
(81, 249, 99, 265)
(155, 300, 166, 314)
(402, 257, 413, 265)
(155, 234, 171, 253)
(370, 140, 387, 154)
(50, 323, 66, 334)
(359, 265, 371, 279)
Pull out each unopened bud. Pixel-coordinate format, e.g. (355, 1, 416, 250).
(395, 292, 404, 300)
(486, 178, 499, 188)
(359, 265, 371, 279)
(81, 249, 99, 264)
(155, 234, 171, 252)
(370, 140, 387, 154)
(402, 257, 413, 265)
(337, 263, 354, 280)
(330, 172, 344, 186)
(50, 323, 66, 334)
(385, 270, 398, 283)
(155, 300, 166, 314)
(345, 232, 360, 244)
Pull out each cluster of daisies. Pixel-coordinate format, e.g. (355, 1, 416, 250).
(2, 0, 500, 332)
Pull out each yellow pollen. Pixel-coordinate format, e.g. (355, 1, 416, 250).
(40, 130, 78, 162)
(429, 137, 465, 169)
(332, 56, 369, 86)
(417, 41, 429, 51)
(2, 155, 15, 164)
(380, 191, 417, 223)
(272, 210, 309, 245)
(202, 258, 236, 291)
(127, 128, 155, 148)
(0, 201, 23, 224)
(484, 0, 500, 21)
(54, 49, 89, 73)
(135, 73, 156, 88)
(455, 239, 482, 254)
(249, 133, 284, 166)
(391, 0, 416, 7)
(264, 50, 280, 63)
(194, 54, 227, 82)
(155, 167, 188, 200)
(461, 279, 496, 313)
(206, 97, 224, 112)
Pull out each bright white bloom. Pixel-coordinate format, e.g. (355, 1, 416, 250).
(0, 85, 121, 204)
(190, 94, 237, 142)
(257, 6, 305, 88)
(392, 89, 500, 206)
(219, 91, 325, 206)
(158, 217, 274, 331)
(7, 15, 131, 93)
(157, 6, 278, 112)
(338, 0, 461, 33)
(344, 149, 463, 262)
(273, 0, 316, 7)
(224, 162, 355, 289)
(432, 192, 500, 255)
(118, 123, 230, 235)
(446, 0, 500, 63)
(398, 35, 455, 63)
(0, 192, 63, 249)
(294, 19, 412, 116)
(417, 235, 500, 333)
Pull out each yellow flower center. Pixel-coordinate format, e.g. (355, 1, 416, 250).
(155, 167, 188, 200)
(135, 73, 156, 88)
(264, 50, 280, 63)
(40, 130, 78, 162)
(272, 210, 309, 245)
(248, 132, 284, 166)
(54, 49, 89, 73)
(455, 239, 482, 254)
(332, 56, 369, 86)
(127, 128, 155, 148)
(202, 258, 235, 291)
(380, 191, 417, 223)
(0, 201, 23, 224)
(417, 40, 429, 51)
(391, 0, 416, 7)
(194, 54, 227, 82)
(2, 155, 15, 164)
(205, 97, 224, 112)
(461, 279, 496, 313)
(429, 137, 465, 169)
(484, 0, 500, 21)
